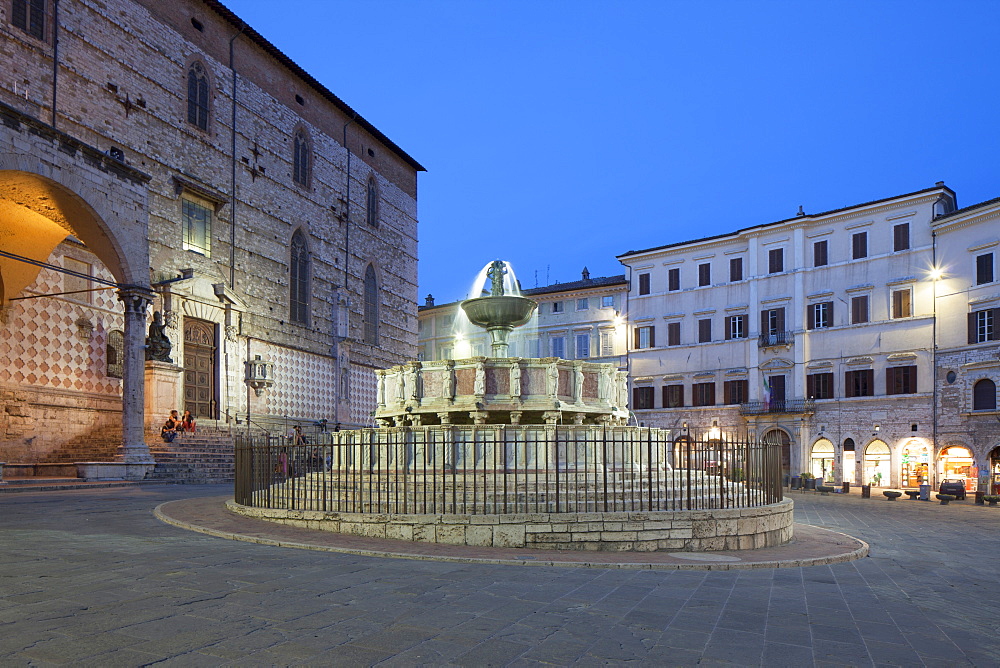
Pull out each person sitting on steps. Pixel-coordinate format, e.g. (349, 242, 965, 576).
(161, 410, 179, 443)
(180, 410, 196, 434)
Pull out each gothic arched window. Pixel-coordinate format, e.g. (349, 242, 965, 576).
(365, 175, 379, 227)
(290, 230, 310, 325)
(187, 61, 210, 131)
(293, 129, 311, 187)
(364, 264, 378, 345)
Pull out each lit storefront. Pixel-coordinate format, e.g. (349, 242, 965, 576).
(900, 440, 930, 488)
(863, 440, 891, 486)
(992, 447, 1000, 495)
(938, 446, 976, 492)
(810, 439, 834, 481)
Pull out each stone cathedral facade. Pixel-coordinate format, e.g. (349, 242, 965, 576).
(0, 0, 421, 471)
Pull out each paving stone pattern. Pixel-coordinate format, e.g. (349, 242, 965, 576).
(0, 485, 998, 666)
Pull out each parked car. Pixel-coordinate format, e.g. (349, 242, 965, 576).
(938, 479, 967, 500)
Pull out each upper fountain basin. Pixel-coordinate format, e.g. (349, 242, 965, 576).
(460, 295, 537, 329)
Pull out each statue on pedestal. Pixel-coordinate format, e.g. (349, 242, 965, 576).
(145, 311, 173, 363)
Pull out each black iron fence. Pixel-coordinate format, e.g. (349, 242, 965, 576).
(235, 427, 783, 515)
(739, 399, 815, 416)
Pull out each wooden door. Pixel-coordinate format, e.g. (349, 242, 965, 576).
(184, 319, 217, 419)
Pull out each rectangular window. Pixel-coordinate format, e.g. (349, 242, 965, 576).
(977, 253, 995, 285)
(550, 336, 565, 358)
(693, 382, 715, 407)
(182, 197, 212, 256)
(729, 257, 743, 282)
(63, 257, 93, 304)
(845, 369, 874, 397)
(969, 309, 999, 344)
(601, 295, 615, 308)
(807, 301, 833, 329)
(768, 248, 784, 274)
(850, 295, 869, 324)
(638, 273, 651, 295)
(768, 375, 786, 403)
(698, 263, 711, 287)
(663, 384, 684, 408)
(852, 231, 868, 259)
(723, 379, 748, 405)
(814, 239, 828, 267)
(725, 314, 746, 340)
(551, 301, 563, 313)
(891, 288, 912, 319)
(667, 321, 681, 346)
(575, 333, 590, 359)
(635, 325, 655, 349)
(576, 298, 589, 310)
(698, 318, 712, 343)
(12, 0, 46, 40)
(886, 366, 917, 395)
(600, 331, 614, 356)
(633, 386, 655, 410)
(807, 372, 834, 400)
(667, 268, 680, 292)
(893, 223, 910, 252)
(760, 307, 785, 336)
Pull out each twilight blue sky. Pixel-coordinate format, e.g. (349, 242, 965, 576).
(226, 0, 999, 304)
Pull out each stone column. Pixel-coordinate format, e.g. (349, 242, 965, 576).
(118, 288, 156, 474)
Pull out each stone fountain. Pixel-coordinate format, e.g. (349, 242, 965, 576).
(374, 260, 630, 427)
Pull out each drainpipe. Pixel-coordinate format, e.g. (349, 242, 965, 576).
(50, 0, 59, 127)
(931, 229, 938, 489)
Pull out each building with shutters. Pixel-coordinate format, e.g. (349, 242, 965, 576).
(0, 0, 421, 474)
(618, 184, 1000, 492)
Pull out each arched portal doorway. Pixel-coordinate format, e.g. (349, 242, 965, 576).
(901, 440, 930, 487)
(762, 429, 791, 480)
(864, 440, 891, 486)
(0, 138, 152, 473)
(810, 439, 834, 480)
(938, 446, 976, 493)
(184, 319, 217, 419)
(842, 438, 856, 484)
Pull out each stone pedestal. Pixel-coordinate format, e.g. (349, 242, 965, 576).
(144, 360, 183, 433)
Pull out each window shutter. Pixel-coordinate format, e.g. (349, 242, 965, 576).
(968, 313, 978, 344)
(886, 368, 893, 395)
(760, 310, 767, 334)
(993, 309, 1000, 341)
(828, 301, 834, 325)
(807, 305, 815, 330)
(634, 327, 640, 349)
(724, 316, 732, 340)
(649, 326, 655, 348)
(776, 308, 785, 332)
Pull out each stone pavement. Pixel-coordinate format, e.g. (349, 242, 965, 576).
(0, 485, 998, 666)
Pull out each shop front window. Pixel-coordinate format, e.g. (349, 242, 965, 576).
(864, 440, 891, 486)
(900, 441, 930, 487)
(938, 446, 976, 493)
(810, 439, 834, 481)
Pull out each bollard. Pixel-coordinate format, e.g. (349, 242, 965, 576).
(975, 490, 985, 506)
(861, 484, 871, 499)
(842, 481, 851, 494)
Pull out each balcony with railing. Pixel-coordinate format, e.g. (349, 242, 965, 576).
(739, 398, 815, 416)
(757, 330, 794, 348)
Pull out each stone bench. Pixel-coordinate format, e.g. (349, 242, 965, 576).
(815, 485, 835, 496)
(936, 494, 956, 505)
(883, 490, 902, 500)
(983, 495, 1000, 507)
(904, 490, 921, 500)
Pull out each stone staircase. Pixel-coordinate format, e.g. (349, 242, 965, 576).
(147, 428, 236, 483)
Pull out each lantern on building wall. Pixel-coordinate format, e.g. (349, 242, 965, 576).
(244, 355, 275, 396)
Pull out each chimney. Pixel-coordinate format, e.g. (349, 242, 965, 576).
(796, 205, 805, 217)
(582, 267, 591, 281)
(424, 294, 435, 307)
